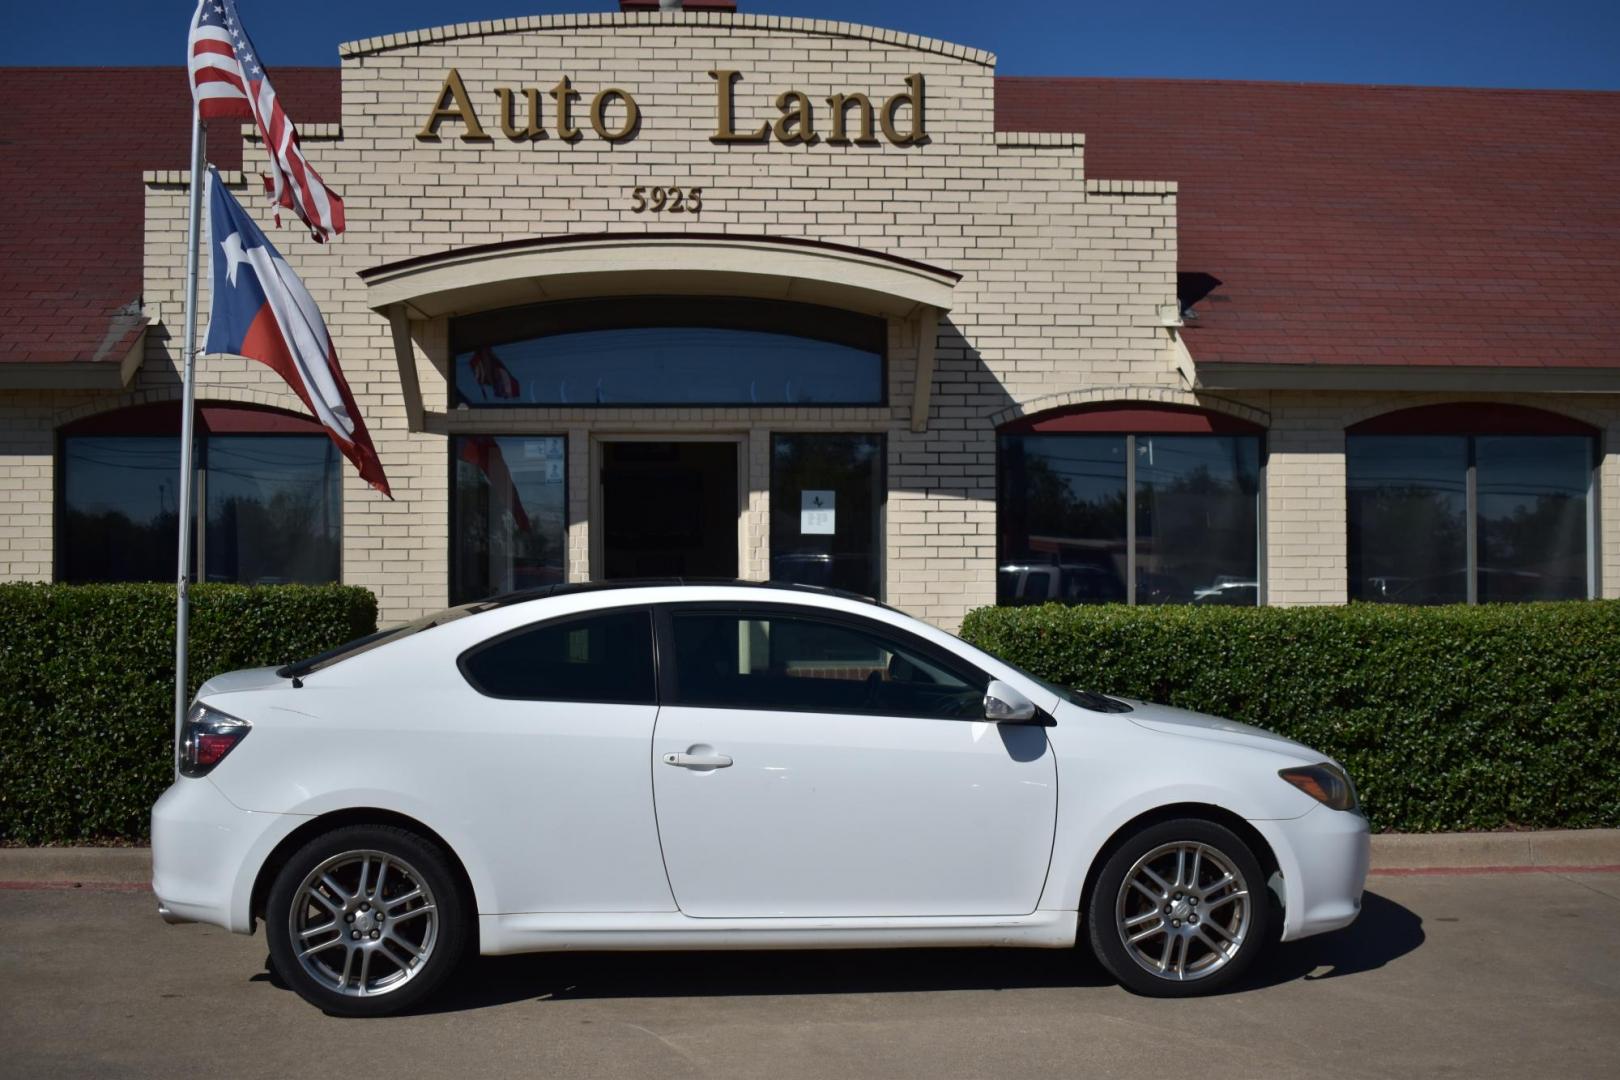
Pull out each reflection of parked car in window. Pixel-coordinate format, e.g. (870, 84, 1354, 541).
(1374, 567, 1578, 605)
(1363, 576, 1414, 600)
(771, 552, 835, 586)
(1191, 576, 1260, 606)
(1133, 570, 1181, 605)
(770, 552, 882, 594)
(998, 563, 1126, 605)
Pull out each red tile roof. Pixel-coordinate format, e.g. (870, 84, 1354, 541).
(3, 67, 1615, 374)
(997, 77, 1620, 370)
(0, 67, 339, 367)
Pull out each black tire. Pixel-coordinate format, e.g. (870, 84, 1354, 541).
(1087, 817, 1272, 997)
(265, 824, 467, 1017)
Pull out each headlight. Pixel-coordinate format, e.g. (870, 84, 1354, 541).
(1278, 763, 1359, 812)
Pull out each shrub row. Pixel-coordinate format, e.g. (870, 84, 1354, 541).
(0, 583, 377, 844)
(959, 601, 1620, 832)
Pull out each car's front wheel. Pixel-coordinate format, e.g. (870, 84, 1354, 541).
(1087, 817, 1272, 996)
(265, 824, 467, 1017)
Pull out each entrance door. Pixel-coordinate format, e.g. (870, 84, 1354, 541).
(600, 441, 739, 579)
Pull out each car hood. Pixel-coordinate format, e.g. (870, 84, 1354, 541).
(1119, 699, 1322, 762)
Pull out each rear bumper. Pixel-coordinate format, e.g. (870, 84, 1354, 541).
(150, 778, 305, 934)
(156, 902, 193, 925)
(1252, 805, 1371, 942)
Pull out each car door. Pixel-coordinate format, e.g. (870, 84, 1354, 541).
(650, 603, 1057, 918)
(451, 605, 676, 914)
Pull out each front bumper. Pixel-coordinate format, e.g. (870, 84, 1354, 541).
(1252, 804, 1371, 942)
(151, 778, 304, 934)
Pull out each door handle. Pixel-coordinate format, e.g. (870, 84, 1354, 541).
(663, 752, 733, 769)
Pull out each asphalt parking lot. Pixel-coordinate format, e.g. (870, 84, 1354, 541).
(3, 870, 1618, 1080)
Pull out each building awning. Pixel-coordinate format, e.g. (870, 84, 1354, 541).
(359, 232, 960, 432)
(358, 232, 959, 321)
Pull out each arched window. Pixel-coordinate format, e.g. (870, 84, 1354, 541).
(1346, 404, 1598, 604)
(997, 404, 1264, 606)
(57, 402, 342, 585)
(450, 297, 887, 407)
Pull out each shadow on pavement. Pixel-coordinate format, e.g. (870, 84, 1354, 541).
(254, 890, 1423, 1015)
(1245, 890, 1425, 988)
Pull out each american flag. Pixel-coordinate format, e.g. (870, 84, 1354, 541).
(458, 437, 531, 532)
(469, 345, 522, 399)
(188, 0, 345, 242)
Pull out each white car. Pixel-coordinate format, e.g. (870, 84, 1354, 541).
(153, 581, 1369, 1016)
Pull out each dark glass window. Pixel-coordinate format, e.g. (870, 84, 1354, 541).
(668, 610, 985, 718)
(59, 432, 340, 585)
(769, 434, 884, 599)
(998, 433, 1260, 606)
(451, 435, 567, 604)
(1476, 437, 1590, 602)
(60, 436, 186, 584)
(461, 609, 656, 703)
(450, 298, 886, 407)
(1135, 436, 1261, 605)
(1347, 436, 1468, 603)
(204, 436, 341, 584)
(1350, 432, 1592, 603)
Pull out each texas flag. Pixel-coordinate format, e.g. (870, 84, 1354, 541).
(204, 168, 390, 496)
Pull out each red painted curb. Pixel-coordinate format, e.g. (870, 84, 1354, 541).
(0, 881, 150, 892)
(1370, 864, 1620, 877)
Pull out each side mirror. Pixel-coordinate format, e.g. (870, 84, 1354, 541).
(983, 680, 1037, 724)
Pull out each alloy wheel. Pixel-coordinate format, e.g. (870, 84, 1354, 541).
(288, 849, 440, 998)
(1114, 841, 1252, 982)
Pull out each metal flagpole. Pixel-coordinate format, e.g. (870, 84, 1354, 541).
(174, 105, 208, 772)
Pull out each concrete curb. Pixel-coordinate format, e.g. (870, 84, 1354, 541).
(0, 847, 152, 885)
(1367, 828, 1620, 871)
(3, 829, 1619, 886)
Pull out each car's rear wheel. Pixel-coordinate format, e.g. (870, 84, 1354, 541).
(265, 825, 466, 1017)
(1087, 817, 1271, 996)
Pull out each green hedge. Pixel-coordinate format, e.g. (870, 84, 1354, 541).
(960, 602, 1620, 833)
(0, 583, 377, 845)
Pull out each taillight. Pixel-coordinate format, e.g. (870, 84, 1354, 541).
(179, 704, 251, 778)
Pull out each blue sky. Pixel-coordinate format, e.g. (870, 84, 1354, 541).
(4, 0, 1618, 88)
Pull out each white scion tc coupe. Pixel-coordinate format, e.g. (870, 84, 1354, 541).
(153, 581, 1369, 1016)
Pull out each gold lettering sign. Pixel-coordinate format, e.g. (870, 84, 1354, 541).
(591, 88, 641, 141)
(708, 70, 769, 143)
(549, 76, 582, 141)
(826, 92, 876, 144)
(415, 70, 926, 148)
(418, 68, 490, 140)
(880, 74, 928, 146)
(496, 87, 544, 140)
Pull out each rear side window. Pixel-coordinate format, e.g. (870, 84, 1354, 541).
(460, 609, 656, 703)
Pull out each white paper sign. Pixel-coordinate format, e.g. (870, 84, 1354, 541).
(800, 490, 836, 535)
(525, 439, 565, 482)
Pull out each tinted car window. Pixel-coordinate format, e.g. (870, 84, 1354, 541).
(668, 610, 984, 719)
(461, 609, 656, 703)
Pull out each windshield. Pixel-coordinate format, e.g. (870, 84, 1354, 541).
(991, 655, 1134, 714)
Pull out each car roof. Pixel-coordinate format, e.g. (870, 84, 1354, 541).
(476, 578, 892, 612)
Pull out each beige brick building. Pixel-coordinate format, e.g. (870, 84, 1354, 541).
(4, 4, 1618, 628)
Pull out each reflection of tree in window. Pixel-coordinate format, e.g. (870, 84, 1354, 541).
(60, 434, 340, 585)
(1135, 437, 1259, 606)
(1347, 432, 1590, 603)
(998, 432, 1259, 606)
